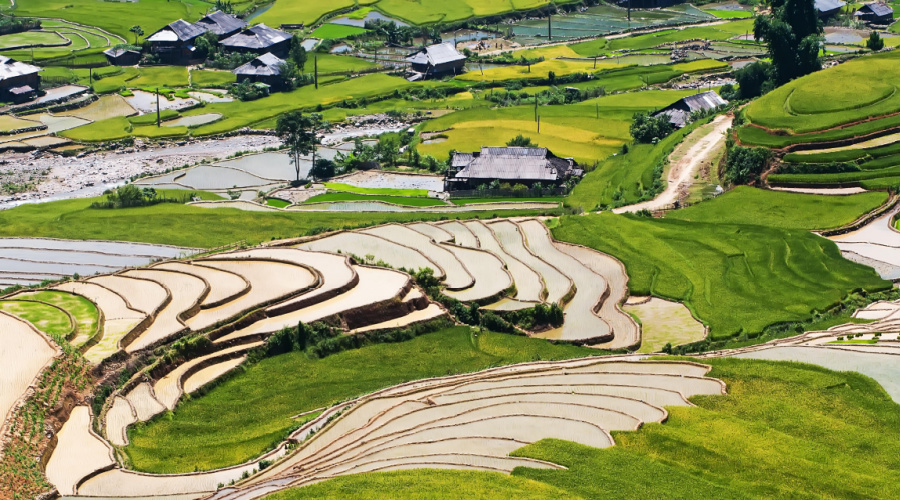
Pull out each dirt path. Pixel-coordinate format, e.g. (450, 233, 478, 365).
(614, 113, 732, 214)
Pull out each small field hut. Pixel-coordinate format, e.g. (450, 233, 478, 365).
(220, 24, 292, 57)
(233, 53, 286, 89)
(854, 2, 894, 24)
(103, 47, 141, 66)
(653, 90, 728, 128)
(0, 56, 41, 103)
(406, 43, 466, 79)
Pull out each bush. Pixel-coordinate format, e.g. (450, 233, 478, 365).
(867, 31, 885, 51)
(724, 145, 772, 185)
(630, 112, 674, 144)
(734, 61, 774, 99)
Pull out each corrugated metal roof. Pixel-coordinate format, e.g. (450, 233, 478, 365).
(453, 147, 561, 182)
(405, 42, 466, 67)
(815, 0, 847, 12)
(170, 19, 207, 41)
(682, 91, 728, 113)
(104, 47, 140, 57)
(0, 56, 42, 82)
(233, 52, 285, 76)
(857, 2, 893, 16)
(221, 24, 291, 50)
(195, 10, 247, 36)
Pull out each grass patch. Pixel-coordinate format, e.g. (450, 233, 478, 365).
(745, 49, 900, 134)
(0, 192, 559, 248)
(320, 182, 430, 197)
(190, 69, 236, 88)
(310, 24, 368, 40)
(702, 9, 753, 18)
(234, 357, 900, 498)
(305, 53, 377, 75)
(265, 198, 291, 208)
(304, 192, 447, 206)
(667, 186, 888, 230)
(10, 291, 99, 340)
(827, 339, 878, 344)
(255, 0, 356, 26)
(0, 300, 73, 337)
(124, 326, 600, 473)
(552, 212, 889, 339)
(451, 196, 564, 205)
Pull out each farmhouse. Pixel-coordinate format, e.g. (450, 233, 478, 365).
(147, 19, 207, 63)
(194, 10, 247, 39)
(446, 147, 580, 190)
(0, 56, 41, 103)
(653, 90, 728, 128)
(855, 2, 894, 24)
(406, 43, 466, 79)
(103, 46, 141, 66)
(815, 0, 847, 19)
(220, 24, 291, 57)
(233, 53, 286, 89)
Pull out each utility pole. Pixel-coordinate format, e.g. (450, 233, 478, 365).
(534, 96, 538, 121)
(314, 55, 318, 89)
(537, 116, 540, 134)
(627, 0, 631, 22)
(548, 15, 552, 42)
(156, 87, 160, 127)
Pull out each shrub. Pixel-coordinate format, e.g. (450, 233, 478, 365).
(630, 112, 674, 144)
(724, 145, 772, 185)
(867, 31, 884, 51)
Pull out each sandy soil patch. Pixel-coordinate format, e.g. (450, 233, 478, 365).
(122, 269, 207, 352)
(299, 232, 442, 277)
(0, 312, 58, 427)
(352, 303, 445, 333)
(183, 356, 247, 394)
(154, 261, 248, 308)
(104, 396, 136, 447)
(407, 222, 454, 243)
(438, 221, 479, 247)
(442, 243, 511, 302)
(464, 221, 543, 302)
(88, 275, 168, 316)
(154, 342, 263, 410)
(489, 221, 571, 304)
(771, 186, 868, 195)
(363, 225, 473, 290)
(330, 170, 444, 191)
(186, 260, 316, 331)
(124, 382, 166, 422)
(45, 406, 114, 495)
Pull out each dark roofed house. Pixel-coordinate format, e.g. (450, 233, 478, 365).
(406, 43, 466, 79)
(103, 46, 141, 66)
(0, 56, 41, 103)
(220, 24, 291, 57)
(447, 147, 579, 190)
(855, 2, 894, 23)
(815, 0, 847, 18)
(147, 19, 207, 63)
(233, 52, 286, 89)
(193, 10, 247, 39)
(653, 90, 728, 128)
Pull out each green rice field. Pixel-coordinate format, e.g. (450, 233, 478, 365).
(303, 192, 447, 206)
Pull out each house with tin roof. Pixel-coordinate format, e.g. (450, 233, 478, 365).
(815, 0, 847, 18)
(233, 52, 287, 90)
(406, 42, 466, 79)
(855, 2, 894, 24)
(220, 24, 291, 57)
(0, 56, 42, 103)
(653, 90, 728, 128)
(146, 19, 208, 63)
(194, 10, 247, 39)
(446, 147, 580, 190)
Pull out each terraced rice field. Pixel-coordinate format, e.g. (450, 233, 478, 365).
(231, 358, 724, 498)
(45, 406, 115, 496)
(830, 206, 900, 279)
(5, 290, 99, 346)
(0, 311, 58, 427)
(0, 237, 194, 287)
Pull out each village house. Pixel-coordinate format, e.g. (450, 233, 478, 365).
(814, 0, 847, 19)
(0, 56, 41, 103)
(193, 10, 248, 39)
(653, 90, 728, 128)
(103, 46, 141, 66)
(406, 42, 466, 80)
(855, 2, 894, 24)
(233, 52, 286, 90)
(146, 19, 207, 63)
(446, 147, 581, 190)
(220, 24, 291, 57)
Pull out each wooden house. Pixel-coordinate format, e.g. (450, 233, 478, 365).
(653, 91, 728, 128)
(103, 47, 141, 66)
(446, 147, 580, 190)
(855, 2, 894, 24)
(233, 52, 286, 89)
(0, 56, 41, 103)
(146, 19, 207, 63)
(406, 43, 466, 79)
(220, 24, 291, 57)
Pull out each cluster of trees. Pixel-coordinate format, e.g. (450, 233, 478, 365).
(363, 20, 441, 46)
(0, 16, 40, 36)
(486, 84, 606, 107)
(724, 145, 772, 185)
(92, 185, 191, 208)
(629, 112, 674, 143)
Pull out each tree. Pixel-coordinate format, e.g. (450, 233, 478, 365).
(506, 134, 535, 147)
(310, 158, 336, 180)
(275, 60, 299, 90)
(195, 31, 218, 60)
(754, 0, 823, 84)
(724, 145, 772, 185)
(734, 61, 774, 99)
(289, 35, 308, 70)
(629, 112, 673, 143)
(867, 31, 885, 51)
(129, 25, 144, 45)
(375, 134, 400, 167)
(276, 112, 323, 183)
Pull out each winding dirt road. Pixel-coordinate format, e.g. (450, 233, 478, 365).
(614, 113, 732, 214)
